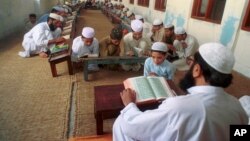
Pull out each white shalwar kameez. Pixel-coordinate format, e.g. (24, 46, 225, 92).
(113, 86, 248, 141)
(71, 36, 99, 70)
(122, 32, 151, 71)
(172, 34, 199, 71)
(20, 22, 58, 57)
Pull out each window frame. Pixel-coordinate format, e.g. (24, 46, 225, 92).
(155, 0, 167, 11)
(191, 0, 226, 24)
(242, 1, 250, 31)
(138, 0, 149, 7)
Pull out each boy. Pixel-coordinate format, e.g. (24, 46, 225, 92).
(71, 27, 99, 71)
(144, 42, 176, 80)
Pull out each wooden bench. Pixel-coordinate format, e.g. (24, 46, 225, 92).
(79, 56, 147, 81)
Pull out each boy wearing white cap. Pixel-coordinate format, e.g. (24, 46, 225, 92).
(71, 27, 99, 71)
(113, 42, 248, 141)
(125, 11, 135, 25)
(122, 19, 151, 71)
(162, 23, 179, 62)
(172, 27, 199, 71)
(149, 18, 165, 43)
(19, 13, 65, 58)
(135, 15, 151, 39)
(144, 42, 176, 80)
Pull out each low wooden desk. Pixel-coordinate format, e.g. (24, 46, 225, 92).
(80, 56, 147, 81)
(94, 80, 184, 135)
(48, 49, 73, 77)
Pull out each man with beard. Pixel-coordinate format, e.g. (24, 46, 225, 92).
(19, 13, 65, 58)
(113, 42, 248, 141)
(122, 19, 151, 71)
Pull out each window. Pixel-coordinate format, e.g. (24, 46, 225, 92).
(155, 0, 167, 11)
(242, 1, 250, 31)
(191, 0, 226, 24)
(130, 0, 134, 4)
(138, 0, 149, 7)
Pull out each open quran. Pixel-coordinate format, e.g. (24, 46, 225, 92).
(123, 76, 175, 103)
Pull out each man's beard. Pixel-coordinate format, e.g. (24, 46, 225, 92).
(49, 23, 56, 31)
(179, 65, 195, 93)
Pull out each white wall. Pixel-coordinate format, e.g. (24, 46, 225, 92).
(121, 0, 250, 77)
(0, 0, 61, 40)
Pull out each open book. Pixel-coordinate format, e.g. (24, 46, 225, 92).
(78, 53, 99, 58)
(50, 44, 69, 54)
(123, 76, 176, 103)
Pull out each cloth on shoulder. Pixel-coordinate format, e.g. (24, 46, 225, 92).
(239, 95, 250, 124)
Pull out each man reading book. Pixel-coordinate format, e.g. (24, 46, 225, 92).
(113, 42, 248, 141)
(71, 27, 99, 71)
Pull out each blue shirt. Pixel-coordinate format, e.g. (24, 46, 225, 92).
(37, 14, 49, 24)
(144, 57, 176, 80)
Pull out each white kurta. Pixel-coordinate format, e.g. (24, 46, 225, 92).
(71, 36, 99, 70)
(122, 32, 151, 71)
(113, 86, 248, 141)
(21, 22, 54, 57)
(123, 32, 151, 56)
(172, 34, 199, 71)
(173, 34, 199, 59)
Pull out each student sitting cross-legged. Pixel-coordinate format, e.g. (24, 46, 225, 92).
(71, 27, 99, 71)
(144, 42, 176, 80)
(121, 19, 151, 71)
(99, 27, 123, 70)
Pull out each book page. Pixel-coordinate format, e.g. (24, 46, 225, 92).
(124, 76, 156, 102)
(147, 77, 174, 100)
(63, 34, 70, 40)
(50, 44, 69, 54)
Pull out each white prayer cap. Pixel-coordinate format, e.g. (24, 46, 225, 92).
(151, 42, 168, 52)
(164, 23, 174, 29)
(82, 27, 95, 38)
(127, 11, 133, 17)
(49, 13, 61, 21)
(153, 19, 163, 25)
(174, 27, 186, 34)
(135, 15, 143, 20)
(59, 16, 64, 22)
(131, 19, 143, 32)
(53, 6, 65, 12)
(199, 42, 235, 74)
(64, 8, 69, 13)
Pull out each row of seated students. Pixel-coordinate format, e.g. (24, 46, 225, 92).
(19, 1, 198, 82)
(19, 3, 80, 58)
(101, 2, 200, 71)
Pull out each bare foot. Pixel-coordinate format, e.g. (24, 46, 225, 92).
(39, 52, 48, 58)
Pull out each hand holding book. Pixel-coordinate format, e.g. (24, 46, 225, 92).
(123, 76, 176, 103)
(120, 88, 137, 106)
